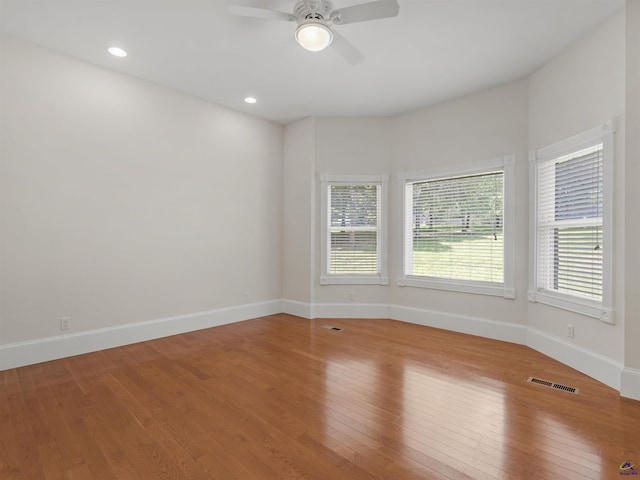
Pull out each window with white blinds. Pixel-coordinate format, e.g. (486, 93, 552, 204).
(320, 175, 387, 285)
(536, 144, 603, 300)
(405, 171, 504, 280)
(399, 157, 515, 298)
(530, 124, 613, 322)
(329, 184, 380, 274)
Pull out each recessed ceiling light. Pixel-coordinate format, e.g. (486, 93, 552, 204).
(108, 47, 127, 58)
(244, 97, 257, 104)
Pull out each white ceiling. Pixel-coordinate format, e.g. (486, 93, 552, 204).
(0, 0, 623, 124)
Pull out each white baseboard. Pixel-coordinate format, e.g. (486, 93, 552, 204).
(282, 299, 313, 319)
(526, 327, 623, 391)
(389, 304, 528, 345)
(314, 303, 390, 319)
(0, 300, 283, 371)
(282, 300, 390, 319)
(3, 298, 635, 401)
(621, 368, 640, 401)
(283, 301, 526, 343)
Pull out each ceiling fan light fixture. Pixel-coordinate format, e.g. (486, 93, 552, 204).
(295, 21, 333, 52)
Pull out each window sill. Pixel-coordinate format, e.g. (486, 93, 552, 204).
(399, 276, 515, 299)
(320, 275, 389, 286)
(527, 289, 614, 324)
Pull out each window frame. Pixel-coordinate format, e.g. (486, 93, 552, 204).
(319, 174, 388, 286)
(398, 156, 516, 298)
(528, 124, 614, 324)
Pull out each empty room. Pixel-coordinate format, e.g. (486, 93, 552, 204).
(1, 0, 639, 479)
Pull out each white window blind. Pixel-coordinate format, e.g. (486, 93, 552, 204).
(404, 170, 504, 283)
(536, 143, 604, 301)
(328, 184, 381, 275)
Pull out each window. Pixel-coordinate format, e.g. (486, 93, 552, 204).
(320, 174, 388, 285)
(529, 124, 613, 323)
(399, 157, 515, 298)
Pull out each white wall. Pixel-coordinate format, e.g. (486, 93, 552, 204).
(623, 0, 640, 397)
(528, 11, 626, 363)
(314, 117, 391, 308)
(389, 79, 530, 329)
(282, 81, 531, 337)
(282, 117, 316, 313)
(0, 37, 283, 348)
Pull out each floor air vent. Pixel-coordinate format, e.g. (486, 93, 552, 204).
(321, 325, 344, 332)
(552, 383, 578, 394)
(527, 377, 578, 394)
(529, 377, 553, 387)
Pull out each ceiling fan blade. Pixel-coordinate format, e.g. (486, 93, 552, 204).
(228, 5, 293, 22)
(331, 0, 399, 25)
(331, 30, 365, 65)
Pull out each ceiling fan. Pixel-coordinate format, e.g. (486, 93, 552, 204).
(228, 0, 400, 65)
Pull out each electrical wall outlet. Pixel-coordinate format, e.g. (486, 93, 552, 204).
(348, 292, 355, 302)
(243, 292, 249, 302)
(567, 324, 574, 339)
(60, 317, 71, 331)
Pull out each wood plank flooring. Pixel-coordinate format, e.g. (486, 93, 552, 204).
(1, 314, 639, 479)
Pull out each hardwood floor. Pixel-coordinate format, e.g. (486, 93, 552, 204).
(1, 314, 639, 479)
